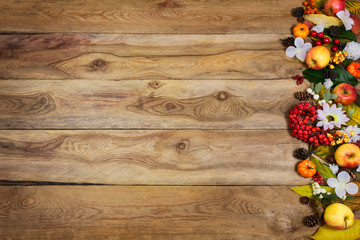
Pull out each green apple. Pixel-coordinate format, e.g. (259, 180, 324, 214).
(324, 203, 354, 230)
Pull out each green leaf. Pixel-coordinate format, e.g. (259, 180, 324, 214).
(332, 65, 358, 87)
(314, 0, 326, 8)
(311, 82, 315, 89)
(303, 68, 327, 84)
(315, 82, 323, 93)
(313, 145, 334, 161)
(324, 27, 357, 41)
(338, 103, 343, 108)
(346, 0, 360, 15)
(347, 196, 355, 201)
(331, 93, 338, 100)
(310, 156, 336, 180)
(311, 219, 360, 240)
(323, 90, 331, 101)
(349, 108, 355, 118)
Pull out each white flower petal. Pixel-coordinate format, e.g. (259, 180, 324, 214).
(357, 165, 360, 172)
(338, 171, 351, 183)
(286, 46, 297, 58)
(294, 37, 304, 48)
(296, 50, 306, 62)
(329, 164, 339, 175)
(302, 43, 313, 52)
(335, 187, 347, 198)
(337, 10, 346, 20)
(327, 178, 339, 188)
(346, 182, 359, 195)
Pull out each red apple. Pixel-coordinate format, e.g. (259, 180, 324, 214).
(350, 13, 360, 35)
(324, 0, 346, 16)
(335, 143, 360, 168)
(333, 83, 357, 106)
(324, 203, 354, 230)
(305, 46, 330, 70)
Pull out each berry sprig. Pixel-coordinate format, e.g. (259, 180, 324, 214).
(312, 172, 325, 185)
(289, 102, 332, 146)
(293, 74, 305, 85)
(303, 0, 319, 14)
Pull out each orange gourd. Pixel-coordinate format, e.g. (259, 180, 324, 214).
(347, 62, 360, 78)
(293, 23, 310, 39)
(297, 160, 316, 178)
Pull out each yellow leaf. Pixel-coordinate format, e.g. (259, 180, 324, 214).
(291, 185, 333, 198)
(311, 219, 360, 240)
(343, 103, 360, 126)
(304, 14, 343, 28)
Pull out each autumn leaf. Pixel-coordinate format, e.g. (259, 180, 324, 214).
(343, 103, 360, 126)
(346, 0, 360, 15)
(310, 156, 336, 180)
(311, 219, 360, 240)
(343, 196, 360, 212)
(313, 145, 334, 161)
(291, 185, 333, 198)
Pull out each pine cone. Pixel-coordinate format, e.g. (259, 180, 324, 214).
(295, 148, 310, 160)
(294, 91, 309, 101)
(303, 215, 318, 228)
(329, 26, 340, 36)
(326, 155, 335, 164)
(281, 37, 295, 48)
(299, 196, 310, 205)
(324, 70, 337, 80)
(293, 7, 305, 17)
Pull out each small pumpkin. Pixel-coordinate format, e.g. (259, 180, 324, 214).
(347, 62, 360, 78)
(297, 160, 316, 178)
(293, 23, 310, 39)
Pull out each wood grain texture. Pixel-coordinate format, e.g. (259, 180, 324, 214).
(0, 0, 301, 34)
(0, 79, 307, 129)
(0, 186, 315, 239)
(0, 130, 308, 185)
(0, 34, 301, 80)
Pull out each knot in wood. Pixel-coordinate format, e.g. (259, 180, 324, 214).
(91, 59, 106, 70)
(217, 91, 228, 101)
(176, 142, 186, 150)
(148, 81, 162, 89)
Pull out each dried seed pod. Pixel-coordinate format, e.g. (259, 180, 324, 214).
(299, 196, 310, 205)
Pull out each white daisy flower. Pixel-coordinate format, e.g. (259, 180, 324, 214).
(342, 125, 360, 143)
(316, 103, 350, 130)
(336, 9, 354, 30)
(324, 78, 333, 90)
(327, 171, 358, 198)
(311, 23, 325, 33)
(344, 41, 360, 61)
(286, 37, 312, 62)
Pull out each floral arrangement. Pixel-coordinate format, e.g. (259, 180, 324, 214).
(283, 0, 360, 239)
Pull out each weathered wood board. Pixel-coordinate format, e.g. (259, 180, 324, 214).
(0, 186, 315, 240)
(0, 130, 308, 185)
(0, 79, 307, 129)
(0, 0, 299, 34)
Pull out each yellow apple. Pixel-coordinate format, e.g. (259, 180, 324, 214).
(335, 143, 360, 168)
(324, 203, 354, 230)
(305, 46, 330, 70)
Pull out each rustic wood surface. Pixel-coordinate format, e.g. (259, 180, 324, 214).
(0, 0, 320, 239)
(0, 186, 316, 240)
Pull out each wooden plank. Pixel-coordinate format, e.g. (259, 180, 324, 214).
(0, 0, 301, 34)
(0, 79, 307, 129)
(0, 130, 308, 185)
(0, 34, 301, 80)
(0, 186, 315, 239)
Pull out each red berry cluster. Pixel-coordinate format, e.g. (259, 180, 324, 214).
(312, 172, 325, 185)
(293, 75, 304, 85)
(289, 102, 331, 146)
(310, 31, 340, 52)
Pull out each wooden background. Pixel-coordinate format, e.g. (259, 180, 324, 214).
(0, 0, 324, 239)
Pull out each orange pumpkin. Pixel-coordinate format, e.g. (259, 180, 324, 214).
(297, 160, 316, 178)
(293, 23, 310, 39)
(347, 62, 360, 78)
